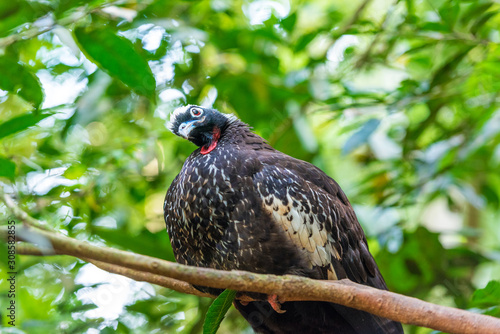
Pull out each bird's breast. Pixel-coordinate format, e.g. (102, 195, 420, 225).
(165, 150, 245, 268)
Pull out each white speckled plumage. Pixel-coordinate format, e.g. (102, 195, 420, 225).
(163, 105, 404, 334)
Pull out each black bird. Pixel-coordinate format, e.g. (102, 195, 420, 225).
(164, 105, 404, 334)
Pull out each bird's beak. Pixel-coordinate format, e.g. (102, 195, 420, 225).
(178, 120, 197, 139)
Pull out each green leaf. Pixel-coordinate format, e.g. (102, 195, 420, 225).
(429, 47, 473, 88)
(0, 56, 43, 108)
(0, 112, 52, 140)
(471, 11, 498, 35)
(0, 157, 15, 178)
(294, 32, 317, 52)
(281, 12, 297, 32)
(74, 27, 156, 99)
(460, 2, 494, 27)
(203, 289, 236, 334)
(438, 2, 459, 30)
(470, 281, 500, 308)
(0, 2, 37, 38)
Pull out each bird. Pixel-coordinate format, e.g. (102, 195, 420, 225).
(164, 104, 404, 334)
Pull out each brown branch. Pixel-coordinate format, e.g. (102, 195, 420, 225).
(0, 1, 141, 48)
(1, 226, 499, 334)
(3, 192, 500, 334)
(1, 191, 52, 231)
(15, 243, 213, 298)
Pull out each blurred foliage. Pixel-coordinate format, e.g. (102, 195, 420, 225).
(0, 0, 500, 333)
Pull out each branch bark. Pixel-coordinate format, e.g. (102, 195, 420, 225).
(2, 192, 500, 334)
(15, 243, 213, 298)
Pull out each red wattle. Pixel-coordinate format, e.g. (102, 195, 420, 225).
(201, 141, 217, 154)
(201, 127, 221, 155)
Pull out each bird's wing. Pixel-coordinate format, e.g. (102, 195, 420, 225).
(253, 156, 384, 289)
(252, 158, 404, 334)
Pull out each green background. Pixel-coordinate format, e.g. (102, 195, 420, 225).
(1, 0, 500, 333)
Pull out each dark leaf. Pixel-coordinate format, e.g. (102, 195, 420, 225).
(0, 112, 52, 140)
(439, 2, 459, 30)
(294, 33, 317, 52)
(0, 156, 16, 178)
(460, 2, 494, 27)
(470, 280, 500, 308)
(0, 56, 43, 107)
(203, 289, 236, 334)
(74, 27, 156, 99)
(429, 47, 473, 88)
(471, 11, 498, 35)
(419, 22, 450, 33)
(281, 12, 297, 32)
(0, 2, 37, 37)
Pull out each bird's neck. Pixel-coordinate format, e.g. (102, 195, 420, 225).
(220, 119, 272, 149)
(200, 127, 221, 155)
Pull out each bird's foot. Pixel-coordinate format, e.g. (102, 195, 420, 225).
(236, 294, 256, 306)
(236, 294, 286, 313)
(268, 294, 286, 314)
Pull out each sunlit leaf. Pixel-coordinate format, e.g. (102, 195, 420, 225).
(74, 27, 156, 99)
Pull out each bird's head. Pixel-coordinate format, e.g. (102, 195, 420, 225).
(167, 105, 233, 154)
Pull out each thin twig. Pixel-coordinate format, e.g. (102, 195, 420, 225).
(0, 189, 52, 231)
(16, 243, 214, 298)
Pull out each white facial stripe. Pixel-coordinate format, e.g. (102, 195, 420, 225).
(167, 104, 195, 132)
(166, 104, 236, 133)
(178, 120, 197, 138)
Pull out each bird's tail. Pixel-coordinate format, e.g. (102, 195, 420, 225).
(234, 300, 403, 334)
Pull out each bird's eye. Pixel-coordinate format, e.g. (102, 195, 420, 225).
(191, 107, 203, 117)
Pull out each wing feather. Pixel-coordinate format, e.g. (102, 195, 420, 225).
(253, 156, 387, 289)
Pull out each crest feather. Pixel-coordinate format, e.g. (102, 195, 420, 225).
(167, 105, 237, 132)
(167, 105, 194, 132)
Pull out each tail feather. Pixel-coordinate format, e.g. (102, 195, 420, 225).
(234, 300, 403, 334)
(330, 302, 403, 334)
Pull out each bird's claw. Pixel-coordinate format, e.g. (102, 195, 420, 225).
(237, 294, 255, 306)
(236, 294, 286, 313)
(268, 294, 286, 313)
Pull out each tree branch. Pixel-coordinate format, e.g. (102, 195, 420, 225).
(2, 192, 500, 334)
(0, 1, 143, 48)
(1, 225, 499, 334)
(15, 243, 213, 298)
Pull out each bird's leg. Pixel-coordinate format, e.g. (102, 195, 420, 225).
(268, 294, 286, 314)
(236, 294, 256, 306)
(236, 293, 286, 313)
